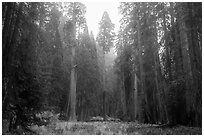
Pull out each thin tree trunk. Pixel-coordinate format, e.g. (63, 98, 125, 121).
(153, 51, 162, 123)
(174, 23, 184, 77)
(137, 9, 145, 123)
(170, 3, 174, 27)
(102, 52, 106, 120)
(119, 36, 127, 118)
(134, 73, 138, 120)
(120, 71, 127, 118)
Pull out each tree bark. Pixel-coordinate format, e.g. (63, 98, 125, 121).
(177, 3, 195, 125)
(137, 9, 145, 123)
(155, 42, 169, 123)
(69, 39, 77, 122)
(184, 3, 202, 126)
(2, 2, 15, 54)
(3, 3, 23, 112)
(153, 50, 162, 123)
(120, 71, 127, 118)
(69, 3, 77, 122)
(163, 9, 172, 81)
(102, 52, 106, 120)
(134, 73, 138, 120)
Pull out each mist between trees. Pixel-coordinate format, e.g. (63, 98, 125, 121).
(2, 2, 202, 134)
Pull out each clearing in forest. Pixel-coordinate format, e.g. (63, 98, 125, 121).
(28, 121, 202, 135)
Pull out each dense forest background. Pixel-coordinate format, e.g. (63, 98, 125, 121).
(2, 2, 202, 134)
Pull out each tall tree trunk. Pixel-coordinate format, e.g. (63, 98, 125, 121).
(2, 2, 15, 53)
(3, 3, 23, 112)
(120, 71, 127, 118)
(155, 42, 169, 123)
(102, 53, 106, 120)
(184, 3, 202, 126)
(163, 10, 172, 81)
(134, 73, 138, 120)
(119, 37, 127, 118)
(69, 38, 77, 121)
(174, 23, 184, 78)
(69, 3, 77, 121)
(162, 5, 176, 124)
(137, 9, 145, 123)
(170, 2, 174, 27)
(177, 3, 194, 125)
(153, 50, 162, 123)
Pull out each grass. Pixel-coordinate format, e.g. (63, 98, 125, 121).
(2, 119, 202, 135)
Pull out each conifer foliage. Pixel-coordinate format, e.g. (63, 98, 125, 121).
(2, 2, 202, 135)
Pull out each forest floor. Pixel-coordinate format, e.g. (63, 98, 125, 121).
(3, 119, 202, 135)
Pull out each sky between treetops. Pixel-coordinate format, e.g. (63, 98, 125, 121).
(83, 1, 121, 39)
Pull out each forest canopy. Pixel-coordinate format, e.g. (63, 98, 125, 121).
(2, 2, 202, 135)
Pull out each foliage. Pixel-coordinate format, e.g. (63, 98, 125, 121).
(2, 2, 201, 134)
(115, 2, 202, 126)
(96, 11, 115, 54)
(76, 26, 102, 119)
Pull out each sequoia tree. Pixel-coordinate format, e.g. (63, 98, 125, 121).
(96, 11, 115, 120)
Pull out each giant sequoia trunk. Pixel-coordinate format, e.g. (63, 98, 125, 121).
(137, 10, 145, 123)
(58, 10, 77, 121)
(188, 3, 202, 126)
(154, 44, 169, 124)
(2, 2, 15, 54)
(183, 3, 202, 126)
(163, 10, 172, 81)
(2, 3, 23, 112)
(2, 2, 15, 111)
(69, 4, 78, 121)
(176, 2, 202, 126)
(69, 46, 77, 121)
(153, 50, 162, 123)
